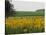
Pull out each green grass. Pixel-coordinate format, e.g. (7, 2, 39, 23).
(15, 11, 44, 16)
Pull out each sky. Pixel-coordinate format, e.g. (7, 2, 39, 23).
(10, 0, 44, 11)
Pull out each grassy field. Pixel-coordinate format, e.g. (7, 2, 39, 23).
(15, 11, 44, 16)
(5, 16, 44, 34)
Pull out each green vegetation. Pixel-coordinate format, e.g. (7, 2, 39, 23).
(5, 9, 45, 34)
(15, 9, 45, 16)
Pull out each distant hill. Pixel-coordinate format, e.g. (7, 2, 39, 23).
(15, 9, 45, 16)
(36, 9, 45, 14)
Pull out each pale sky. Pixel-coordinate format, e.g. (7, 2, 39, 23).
(10, 0, 44, 11)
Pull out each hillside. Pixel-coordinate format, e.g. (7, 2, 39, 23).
(14, 9, 45, 16)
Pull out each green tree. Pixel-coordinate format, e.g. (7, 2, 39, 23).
(5, 0, 15, 18)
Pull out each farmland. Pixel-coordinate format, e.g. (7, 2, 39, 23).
(5, 16, 44, 34)
(5, 9, 45, 34)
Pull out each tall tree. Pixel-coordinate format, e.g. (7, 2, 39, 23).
(5, 0, 15, 18)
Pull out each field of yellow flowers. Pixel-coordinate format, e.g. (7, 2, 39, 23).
(5, 16, 44, 34)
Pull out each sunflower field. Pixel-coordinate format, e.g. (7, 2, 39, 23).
(5, 16, 44, 34)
